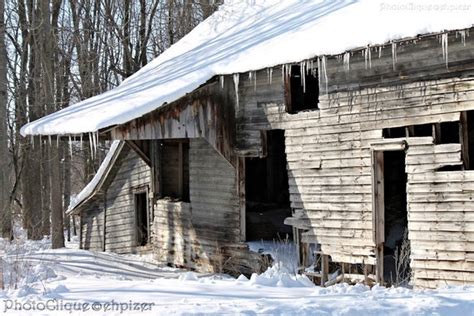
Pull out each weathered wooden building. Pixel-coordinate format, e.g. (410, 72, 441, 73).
(24, 1, 474, 288)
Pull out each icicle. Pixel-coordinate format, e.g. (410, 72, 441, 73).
(441, 33, 449, 68)
(281, 65, 285, 83)
(248, 71, 252, 83)
(219, 76, 225, 89)
(268, 67, 273, 84)
(300, 61, 306, 93)
(68, 136, 73, 157)
(253, 71, 257, 92)
(93, 132, 98, 156)
(458, 30, 466, 46)
(343, 52, 350, 72)
(378, 46, 382, 58)
(364, 46, 372, 69)
(321, 56, 328, 94)
(391, 42, 397, 71)
(56, 135, 60, 148)
(48, 135, 52, 146)
(89, 132, 94, 160)
(233, 73, 240, 109)
(80, 134, 83, 150)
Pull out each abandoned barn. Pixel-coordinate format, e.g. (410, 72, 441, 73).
(24, 1, 474, 288)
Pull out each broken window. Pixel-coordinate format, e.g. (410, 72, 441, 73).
(285, 64, 319, 114)
(161, 140, 190, 202)
(135, 191, 149, 246)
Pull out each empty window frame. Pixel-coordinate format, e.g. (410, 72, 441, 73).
(161, 140, 190, 202)
(285, 64, 319, 114)
(383, 122, 461, 144)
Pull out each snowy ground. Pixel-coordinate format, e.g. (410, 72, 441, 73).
(1, 236, 474, 315)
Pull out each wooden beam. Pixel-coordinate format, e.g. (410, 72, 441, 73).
(102, 190, 107, 252)
(372, 150, 385, 285)
(125, 140, 151, 166)
(178, 142, 184, 199)
(460, 111, 470, 169)
(321, 254, 329, 286)
(237, 157, 246, 241)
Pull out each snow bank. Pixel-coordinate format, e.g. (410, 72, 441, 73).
(1, 234, 474, 315)
(20, 0, 474, 136)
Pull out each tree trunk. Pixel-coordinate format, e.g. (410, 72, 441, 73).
(0, 0, 12, 239)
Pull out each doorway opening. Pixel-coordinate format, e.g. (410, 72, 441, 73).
(135, 191, 149, 246)
(245, 130, 292, 241)
(374, 150, 410, 286)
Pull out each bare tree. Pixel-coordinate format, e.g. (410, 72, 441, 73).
(0, 0, 12, 239)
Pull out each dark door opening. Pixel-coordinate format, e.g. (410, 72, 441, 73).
(245, 130, 292, 241)
(374, 150, 410, 286)
(135, 192, 149, 246)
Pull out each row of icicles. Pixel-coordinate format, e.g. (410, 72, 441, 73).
(225, 29, 469, 99)
(30, 132, 101, 159)
(28, 31, 469, 150)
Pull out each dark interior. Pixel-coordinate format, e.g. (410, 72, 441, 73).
(383, 151, 410, 285)
(245, 130, 292, 241)
(135, 192, 149, 246)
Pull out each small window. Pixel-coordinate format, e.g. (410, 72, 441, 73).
(135, 191, 149, 246)
(285, 64, 319, 114)
(435, 122, 460, 144)
(161, 140, 190, 202)
(383, 127, 406, 138)
(410, 124, 433, 137)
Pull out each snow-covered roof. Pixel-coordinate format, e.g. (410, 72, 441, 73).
(67, 141, 123, 215)
(21, 0, 474, 136)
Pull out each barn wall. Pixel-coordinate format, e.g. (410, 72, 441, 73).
(80, 146, 152, 254)
(235, 28, 474, 287)
(153, 138, 257, 272)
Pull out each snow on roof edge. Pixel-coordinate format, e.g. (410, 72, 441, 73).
(20, 0, 474, 137)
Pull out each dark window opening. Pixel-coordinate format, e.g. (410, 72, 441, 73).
(382, 151, 410, 286)
(245, 130, 292, 241)
(435, 122, 460, 144)
(384, 122, 462, 144)
(285, 64, 319, 114)
(135, 192, 149, 246)
(161, 140, 190, 202)
(383, 127, 406, 138)
(409, 124, 433, 137)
